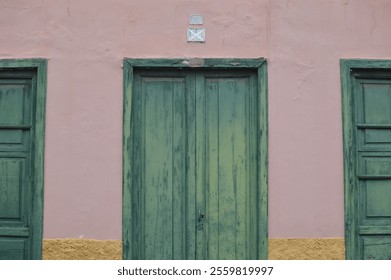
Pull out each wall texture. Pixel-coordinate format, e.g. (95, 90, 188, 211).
(1, 0, 391, 244)
(42, 239, 344, 260)
(43, 239, 122, 260)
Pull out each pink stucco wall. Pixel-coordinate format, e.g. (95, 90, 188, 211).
(1, 0, 391, 239)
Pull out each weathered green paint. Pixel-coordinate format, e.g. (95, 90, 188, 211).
(341, 59, 391, 260)
(258, 61, 268, 259)
(124, 58, 264, 69)
(122, 58, 268, 260)
(0, 59, 46, 260)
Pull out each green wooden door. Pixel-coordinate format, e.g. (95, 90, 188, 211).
(126, 68, 262, 259)
(342, 60, 391, 259)
(0, 62, 45, 259)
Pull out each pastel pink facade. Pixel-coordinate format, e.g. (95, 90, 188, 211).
(1, 0, 391, 239)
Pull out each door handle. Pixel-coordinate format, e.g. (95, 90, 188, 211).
(197, 210, 205, 230)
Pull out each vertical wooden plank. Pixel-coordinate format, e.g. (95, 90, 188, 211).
(185, 73, 197, 260)
(31, 60, 47, 260)
(340, 59, 358, 259)
(248, 73, 255, 260)
(122, 60, 133, 260)
(195, 72, 207, 260)
(217, 78, 248, 259)
(204, 76, 220, 259)
(143, 79, 174, 259)
(172, 78, 187, 259)
(132, 70, 142, 259)
(257, 61, 268, 259)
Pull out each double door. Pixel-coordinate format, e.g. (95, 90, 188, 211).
(126, 69, 263, 259)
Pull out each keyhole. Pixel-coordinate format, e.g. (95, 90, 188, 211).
(197, 211, 205, 230)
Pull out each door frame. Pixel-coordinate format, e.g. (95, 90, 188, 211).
(122, 58, 268, 259)
(0, 58, 47, 259)
(341, 59, 391, 259)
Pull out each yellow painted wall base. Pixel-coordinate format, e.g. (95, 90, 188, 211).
(42, 238, 345, 260)
(269, 238, 345, 260)
(42, 239, 122, 260)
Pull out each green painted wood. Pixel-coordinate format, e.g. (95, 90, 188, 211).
(0, 158, 24, 219)
(0, 238, 28, 260)
(357, 124, 391, 128)
(186, 73, 197, 260)
(365, 180, 391, 216)
(129, 72, 196, 260)
(0, 59, 46, 260)
(0, 227, 29, 236)
(124, 58, 264, 69)
(258, 61, 268, 260)
(200, 73, 257, 259)
(362, 236, 391, 260)
(194, 72, 206, 260)
(341, 59, 391, 260)
(142, 74, 189, 259)
(359, 226, 391, 234)
(122, 60, 133, 260)
(123, 58, 268, 260)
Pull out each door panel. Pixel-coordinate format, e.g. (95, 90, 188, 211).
(130, 69, 260, 260)
(143, 78, 188, 259)
(366, 181, 391, 217)
(0, 84, 28, 125)
(0, 238, 28, 260)
(0, 81, 31, 151)
(0, 157, 26, 221)
(362, 236, 391, 260)
(198, 74, 257, 259)
(362, 83, 391, 124)
(131, 73, 196, 259)
(358, 81, 391, 150)
(359, 154, 391, 219)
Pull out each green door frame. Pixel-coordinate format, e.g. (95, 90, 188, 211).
(122, 58, 268, 259)
(341, 59, 391, 259)
(0, 58, 47, 259)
